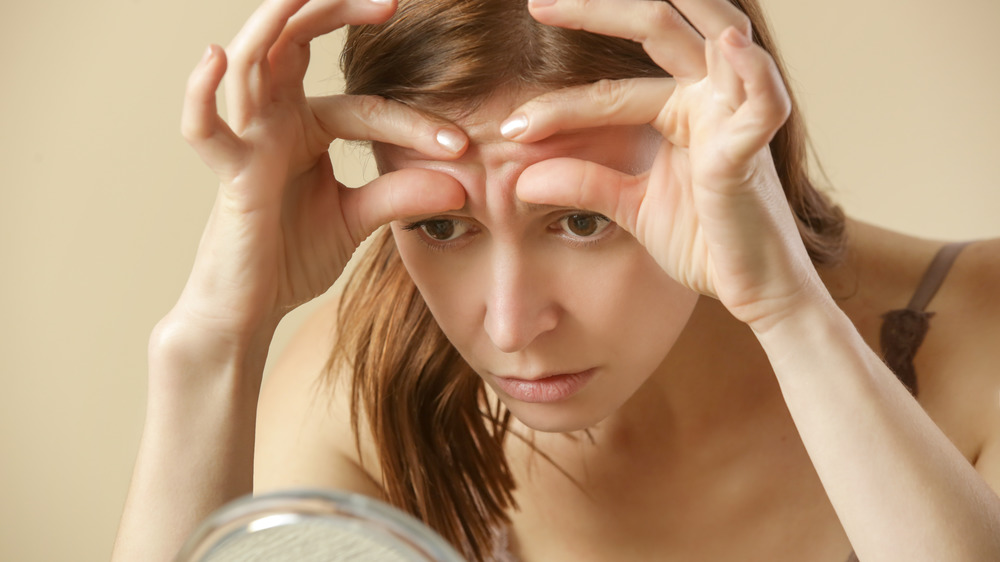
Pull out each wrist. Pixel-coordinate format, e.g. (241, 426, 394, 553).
(735, 265, 837, 334)
(749, 288, 870, 385)
(750, 281, 844, 340)
(148, 308, 277, 401)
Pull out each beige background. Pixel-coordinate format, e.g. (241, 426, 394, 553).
(1, 0, 997, 560)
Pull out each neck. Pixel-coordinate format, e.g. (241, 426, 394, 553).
(592, 296, 786, 456)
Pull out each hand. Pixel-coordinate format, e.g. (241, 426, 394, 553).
(176, 0, 467, 341)
(508, 0, 822, 330)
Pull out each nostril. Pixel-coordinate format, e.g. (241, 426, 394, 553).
(483, 300, 559, 354)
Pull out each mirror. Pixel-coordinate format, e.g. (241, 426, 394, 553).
(175, 489, 465, 562)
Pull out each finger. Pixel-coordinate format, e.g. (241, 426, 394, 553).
(339, 168, 467, 243)
(310, 94, 468, 157)
(224, 0, 312, 128)
(500, 78, 675, 142)
(282, 0, 395, 44)
(706, 37, 745, 113)
(528, 0, 705, 82)
(516, 157, 646, 236)
(269, 0, 398, 102)
(667, 0, 750, 40)
(181, 45, 245, 178)
(718, 26, 790, 162)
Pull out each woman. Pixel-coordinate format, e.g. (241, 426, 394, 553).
(113, 0, 1000, 560)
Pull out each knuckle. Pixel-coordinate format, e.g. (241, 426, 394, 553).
(645, 2, 686, 35)
(751, 60, 791, 126)
(766, 62, 791, 118)
(223, 41, 253, 69)
(776, 91, 792, 122)
(353, 95, 405, 138)
(355, 94, 388, 124)
(764, 80, 792, 125)
(589, 79, 628, 116)
(522, 91, 561, 115)
(735, 14, 752, 39)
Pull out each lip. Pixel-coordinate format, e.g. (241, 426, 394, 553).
(491, 369, 596, 404)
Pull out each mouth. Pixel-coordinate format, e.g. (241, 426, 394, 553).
(491, 368, 597, 404)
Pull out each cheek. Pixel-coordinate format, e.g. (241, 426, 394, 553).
(390, 226, 483, 340)
(395, 223, 696, 357)
(566, 245, 697, 364)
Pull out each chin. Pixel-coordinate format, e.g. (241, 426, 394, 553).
(504, 402, 609, 434)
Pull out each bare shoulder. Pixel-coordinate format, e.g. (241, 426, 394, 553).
(920, 236, 1000, 391)
(834, 222, 1000, 466)
(912, 236, 1000, 470)
(943, 237, 1000, 322)
(254, 294, 384, 498)
(834, 221, 1000, 352)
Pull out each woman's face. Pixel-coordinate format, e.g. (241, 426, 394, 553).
(379, 98, 699, 433)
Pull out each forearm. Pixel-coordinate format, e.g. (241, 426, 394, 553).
(755, 295, 1000, 562)
(112, 314, 274, 562)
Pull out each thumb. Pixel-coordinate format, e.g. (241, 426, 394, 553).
(516, 158, 646, 235)
(340, 168, 466, 245)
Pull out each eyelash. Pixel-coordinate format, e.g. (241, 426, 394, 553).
(553, 214, 613, 247)
(401, 212, 615, 250)
(400, 218, 472, 252)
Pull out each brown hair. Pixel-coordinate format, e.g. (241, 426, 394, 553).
(330, 0, 846, 559)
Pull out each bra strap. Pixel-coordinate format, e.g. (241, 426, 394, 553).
(906, 241, 972, 312)
(879, 241, 971, 395)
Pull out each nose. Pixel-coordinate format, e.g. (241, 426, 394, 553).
(483, 249, 559, 353)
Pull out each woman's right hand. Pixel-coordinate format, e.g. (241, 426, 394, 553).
(175, 0, 467, 343)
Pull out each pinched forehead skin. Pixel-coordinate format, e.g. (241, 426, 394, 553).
(375, 125, 659, 217)
(376, 91, 661, 179)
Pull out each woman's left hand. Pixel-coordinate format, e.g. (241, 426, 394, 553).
(508, 0, 824, 331)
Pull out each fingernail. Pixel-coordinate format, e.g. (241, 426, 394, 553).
(436, 129, 465, 153)
(725, 27, 751, 48)
(201, 45, 214, 64)
(529, 0, 557, 7)
(370, 0, 393, 5)
(500, 114, 528, 139)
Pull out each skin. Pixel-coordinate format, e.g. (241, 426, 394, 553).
(258, 227, 1000, 562)
(381, 112, 698, 434)
(113, 0, 1000, 560)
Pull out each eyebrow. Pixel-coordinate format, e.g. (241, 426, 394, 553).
(519, 201, 567, 214)
(451, 199, 569, 216)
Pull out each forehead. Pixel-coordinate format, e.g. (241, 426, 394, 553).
(378, 102, 657, 174)
(375, 93, 659, 219)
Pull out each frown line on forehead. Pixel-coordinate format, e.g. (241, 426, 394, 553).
(455, 199, 576, 216)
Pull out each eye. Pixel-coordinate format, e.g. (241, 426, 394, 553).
(402, 218, 471, 243)
(557, 213, 612, 238)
